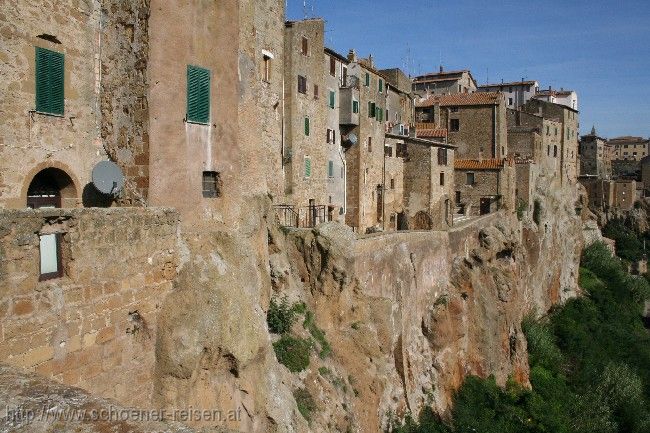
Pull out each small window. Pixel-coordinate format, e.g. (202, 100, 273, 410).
(390, 178, 395, 189)
(352, 100, 359, 114)
(202, 171, 221, 198)
(304, 117, 310, 136)
(440, 172, 445, 186)
(368, 137, 372, 152)
(187, 65, 211, 124)
(329, 56, 336, 76)
(437, 148, 448, 165)
(466, 172, 475, 185)
(365, 72, 370, 87)
(329, 90, 335, 109)
(35, 47, 65, 116)
(385, 146, 392, 157)
(547, 145, 550, 156)
(508, 98, 513, 106)
(450, 119, 460, 132)
(313, 84, 319, 99)
(328, 160, 334, 178)
(298, 75, 307, 94)
(39, 233, 62, 281)
(304, 157, 312, 177)
(554, 145, 558, 157)
(379, 79, 384, 93)
(263, 54, 272, 82)
(301, 37, 309, 56)
(450, 107, 459, 113)
(368, 102, 376, 118)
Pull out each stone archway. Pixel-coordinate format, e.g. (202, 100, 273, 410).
(411, 211, 433, 230)
(25, 166, 78, 208)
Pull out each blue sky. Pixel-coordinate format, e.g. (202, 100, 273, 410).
(286, 0, 650, 138)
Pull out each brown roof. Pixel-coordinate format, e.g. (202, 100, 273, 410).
(413, 70, 467, 82)
(535, 89, 574, 97)
(417, 128, 448, 138)
(455, 158, 506, 170)
(479, 80, 538, 88)
(416, 92, 503, 108)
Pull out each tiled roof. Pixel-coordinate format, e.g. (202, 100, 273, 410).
(455, 158, 506, 170)
(416, 92, 503, 108)
(417, 128, 448, 138)
(413, 70, 468, 82)
(479, 80, 538, 88)
(535, 89, 574, 97)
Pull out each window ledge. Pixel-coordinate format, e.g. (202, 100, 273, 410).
(31, 110, 65, 118)
(185, 119, 210, 126)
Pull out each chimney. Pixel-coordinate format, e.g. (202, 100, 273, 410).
(560, 87, 564, 91)
(521, 77, 524, 82)
(368, 54, 374, 68)
(439, 65, 443, 73)
(501, 78, 504, 83)
(347, 49, 357, 62)
(548, 85, 552, 91)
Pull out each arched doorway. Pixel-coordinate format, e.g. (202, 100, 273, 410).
(26, 167, 77, 209)
(411, 211, 433, 230)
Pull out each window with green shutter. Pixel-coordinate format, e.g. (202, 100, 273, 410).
(186, 65, 210, 124)
(329, 91, 335, 109)
(353, 100, 359, 114)
(305, 157, 312, 177)
(368, 102, 375, 118)
(35, 47, 64, 116)
(379, 79, 383, 93)
(304, 117, 310, 136)
(365, 72, 370, 87)
(328, 161, 334, 178)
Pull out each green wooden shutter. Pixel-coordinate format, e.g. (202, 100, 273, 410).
(304, 117, 310, 136)
(353, 100, 359, 113)
(365, 73, 370, 86)
(379, 79, 383, 93)
(328, 161, 334, 177)
(305, 158, 312, 177)
(329, 91, 335, 108)
(35, 47, 64, 115)
(187, 65, 210, 124)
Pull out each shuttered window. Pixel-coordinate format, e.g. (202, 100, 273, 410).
(379, 79, 383, 93)
(329, 91, 335, 109)
(35, 47, 64, 116)
(305, 157, 312, 177)
(187, 65, 210, 124)
(304, 117, 310, 136)
(328, 161, 334, 178)
(365, 72, 370, 87)
(353, 100, 359, 114)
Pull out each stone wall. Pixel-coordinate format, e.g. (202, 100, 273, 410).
(442, 103, 507, 159)
(99, 0, 151, 204)
(0, 208, 179, 407)
(0, 0, 107, 208)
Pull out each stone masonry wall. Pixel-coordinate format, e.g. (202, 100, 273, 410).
(99, 0, 151, 204)
(0, 208, 179, 408)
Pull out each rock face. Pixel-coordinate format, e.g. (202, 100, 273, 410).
(269, 195, 581, 431)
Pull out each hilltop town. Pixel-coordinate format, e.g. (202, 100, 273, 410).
(0, 1, 648, 433)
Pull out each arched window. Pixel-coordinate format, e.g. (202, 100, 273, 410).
(27, 167, 76, 209)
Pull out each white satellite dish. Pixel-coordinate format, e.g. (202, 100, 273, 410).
(92, 161, 125, 196)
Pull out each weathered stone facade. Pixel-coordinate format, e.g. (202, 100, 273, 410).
(0, 208, 178, 407)
(454, 159, 516, 217)
(412, 69, 478, 95)
(579, 130, 613, 178)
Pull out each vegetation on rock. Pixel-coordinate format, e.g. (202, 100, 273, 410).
(272, 335, 312, 373)
(390, 241, 650, 433)
(293, 388, 317, 423)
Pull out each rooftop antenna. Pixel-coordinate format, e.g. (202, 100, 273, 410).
(486, 67, 489, 85)
(303, 0, 307, 18)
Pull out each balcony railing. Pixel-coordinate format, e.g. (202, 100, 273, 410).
(273, 204, 332, 228)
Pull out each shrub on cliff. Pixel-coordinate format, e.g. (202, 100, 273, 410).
(602, 219, 644, 262)
(267, 296, 298, 334)
(273, 335, 311, 372)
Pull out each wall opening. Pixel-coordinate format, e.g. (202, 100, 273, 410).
(27, 167, 77, 209)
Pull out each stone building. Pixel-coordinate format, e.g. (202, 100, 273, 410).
(454, 158, 516, 216)
(533, 87, 579, 111)
(521, 98, 579, 184)
(478, 80, 539, 109)
(609, 136, 650, 161)
(641, 156, 650, 196)
(579, 177, 638, 211)
(401, 136, 456, 229)
(579, 127, 613, 178)
(506, 109, 563, 173)
(416, 92, 508, 160)
(412, 68, 477, 95)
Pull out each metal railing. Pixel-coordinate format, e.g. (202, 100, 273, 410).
(273, 204, 332, 228)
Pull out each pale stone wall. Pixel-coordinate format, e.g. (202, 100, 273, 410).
(0, 208, 179, 408)
(0, 0, 107, 209)
(441, 102, 507, 159)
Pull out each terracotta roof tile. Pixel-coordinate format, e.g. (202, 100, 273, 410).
(455, 158, 506, 170)
(417, 129, 448, 139)
(416, 92, 503, 108)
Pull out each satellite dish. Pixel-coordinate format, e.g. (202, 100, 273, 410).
(92, 161, 125, 196)
(346, 133, 358, 146)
